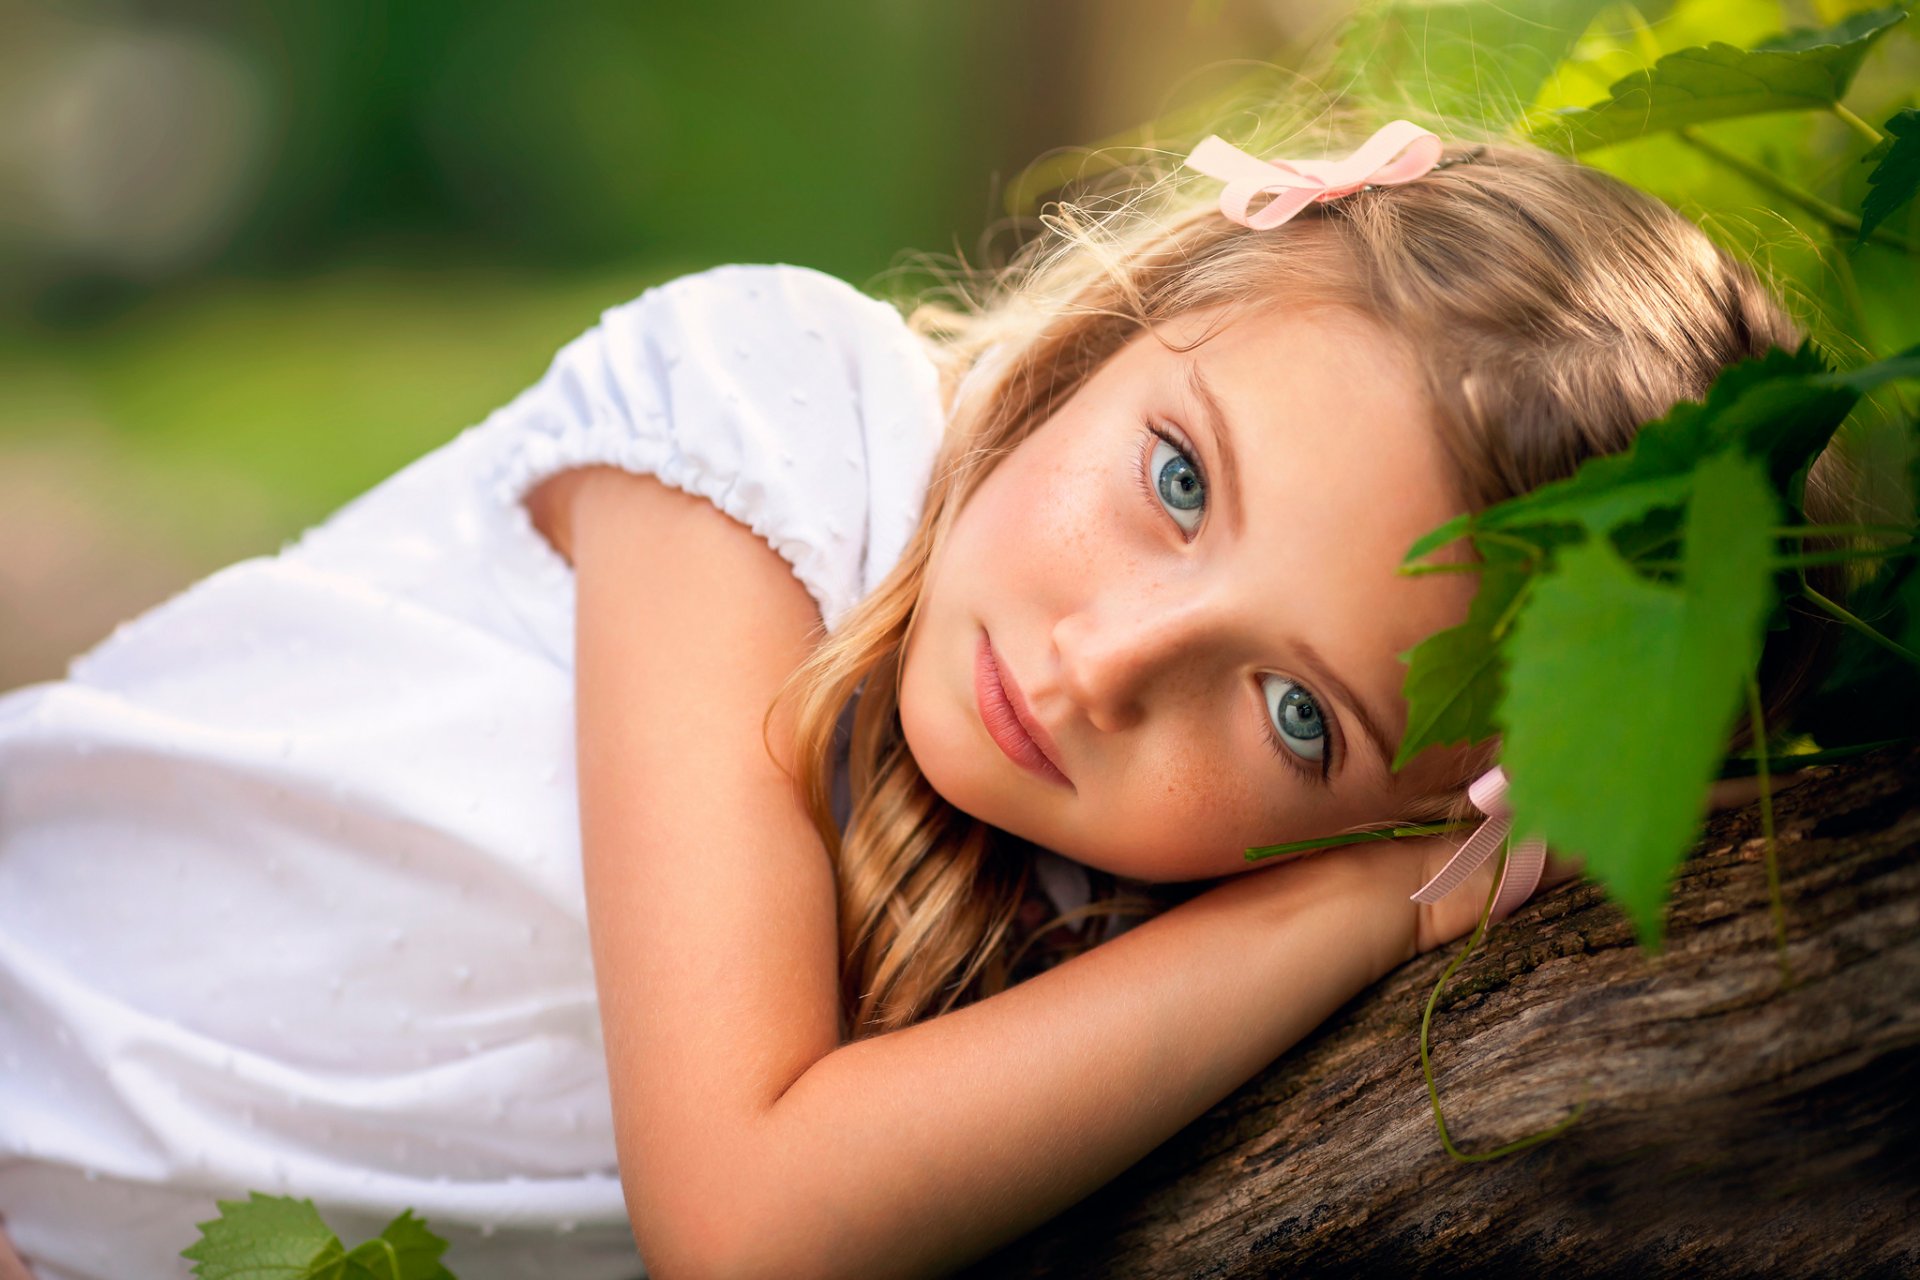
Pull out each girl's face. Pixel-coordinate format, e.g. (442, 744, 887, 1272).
(898, 303, 1480, 882)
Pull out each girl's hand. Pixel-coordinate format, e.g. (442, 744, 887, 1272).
(1410, 839, 1583, 956)
(1407, 766, 1814, 956)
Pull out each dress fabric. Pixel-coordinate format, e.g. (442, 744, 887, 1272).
(0, 263, 967, 1279)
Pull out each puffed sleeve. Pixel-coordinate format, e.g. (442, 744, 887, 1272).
(477, 263, 945, 632)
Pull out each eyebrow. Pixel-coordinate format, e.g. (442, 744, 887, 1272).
(1291, 637, 1400, 782)
(1186, 362, 1244, 537)
(1187, 360, 1401, 781)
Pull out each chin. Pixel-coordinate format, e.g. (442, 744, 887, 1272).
(898, 688, 995, 826)
(1028, 837, 1222, 886)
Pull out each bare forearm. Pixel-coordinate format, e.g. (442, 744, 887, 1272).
(730, 849, 1420, 1279)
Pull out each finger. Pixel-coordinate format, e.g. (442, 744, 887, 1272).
(1707, 768, 1814, 813)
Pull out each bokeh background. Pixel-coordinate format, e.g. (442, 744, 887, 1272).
(3, 0, 1915, 688)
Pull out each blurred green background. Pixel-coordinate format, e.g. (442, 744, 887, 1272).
(2, 0, 1914, 688)
(0, 0, 1352, 686)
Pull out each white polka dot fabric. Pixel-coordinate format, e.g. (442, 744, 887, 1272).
(0, 265, 946, 1279)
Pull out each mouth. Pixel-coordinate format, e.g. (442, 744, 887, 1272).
(975, 631, 1073, 790)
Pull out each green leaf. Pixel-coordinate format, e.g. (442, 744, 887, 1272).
(1393, 546, 1529, 769)
(1750, 4, 1911, 55)
(183, 1196, 456, 1280)
(1500, 451, 1778, 951)
(1402, 342, 1849, 568)
(182, 1193, 347, 1280)
(1533, 5, 1908, 152)
(344, 1211, 455, 1280)
(1531, 341, 1847, 528)
(1819, 341, 1920, 393)
(1333, 0, 1615, 131)
(1858, 109, 1920, 242)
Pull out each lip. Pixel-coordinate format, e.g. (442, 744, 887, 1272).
(976, 631, 1073, 790)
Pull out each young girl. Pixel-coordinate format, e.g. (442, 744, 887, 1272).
(0, 116, 1840, 1279)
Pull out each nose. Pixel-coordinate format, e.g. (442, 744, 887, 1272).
(1050, 586, 1222, 734)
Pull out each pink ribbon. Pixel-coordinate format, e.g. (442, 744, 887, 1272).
(1183, 120, 1445, 230)
(1409, 766, 1548, 925)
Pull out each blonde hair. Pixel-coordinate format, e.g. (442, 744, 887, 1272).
(771, 114, 1848, 1041)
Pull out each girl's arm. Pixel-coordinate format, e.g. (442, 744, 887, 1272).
(557, 465, 1431, 1279)
(0, 1221, 34, 1280)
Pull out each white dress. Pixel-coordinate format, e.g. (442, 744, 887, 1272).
(0, 263, 1108, 1279)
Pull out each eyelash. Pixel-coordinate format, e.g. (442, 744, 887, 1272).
(1132, 420, 1339, 785)
(1257, 677, 1337, 787)
(1133, 421, 1205, 539)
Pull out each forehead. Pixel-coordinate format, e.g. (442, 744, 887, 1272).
(1155, 302, 1431, 434)
(1148, 302, 1459, 524)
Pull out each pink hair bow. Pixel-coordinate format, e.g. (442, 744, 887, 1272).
(1183, 120, 1445, 230)
(1409, 766, 1548, 925)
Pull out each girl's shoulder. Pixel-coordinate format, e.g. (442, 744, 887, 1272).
(574, 261, 942, 446)
(479, 262, 949, 634)
(600, 262, 927, 373)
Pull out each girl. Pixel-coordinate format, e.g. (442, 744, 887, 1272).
(0, 116, 1840, 1279)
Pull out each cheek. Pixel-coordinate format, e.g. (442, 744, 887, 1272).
(972, 437, 1114, 560)
(1071, 738, 1276, 877)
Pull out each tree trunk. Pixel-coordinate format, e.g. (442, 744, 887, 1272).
(966, 746, 1920, 1279)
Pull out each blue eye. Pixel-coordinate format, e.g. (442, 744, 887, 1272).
(1262, 676, 1328, 764)
(1145, 430, 1205, 534)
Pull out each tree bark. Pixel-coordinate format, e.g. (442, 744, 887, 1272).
(966, 746, 1920, 1279)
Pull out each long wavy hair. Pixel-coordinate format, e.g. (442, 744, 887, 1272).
(769, 108, 1851, 1042)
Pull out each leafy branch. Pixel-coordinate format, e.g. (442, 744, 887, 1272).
(1522, 3, 1920, 261)
(1391, 338, 1920, 951)
(182, 1194, 456, 1280)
